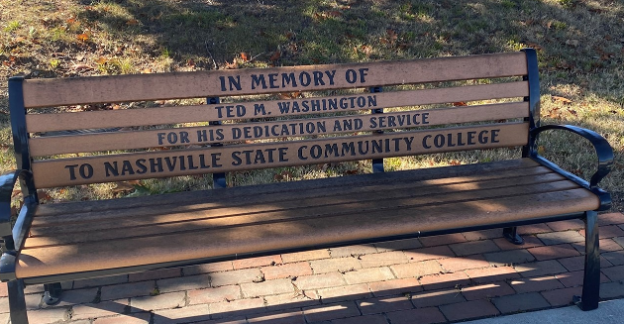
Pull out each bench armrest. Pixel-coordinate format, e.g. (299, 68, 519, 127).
(530, 125, 613, 210)
(0, 170, 36, 248)
(0, 171, 23, 235)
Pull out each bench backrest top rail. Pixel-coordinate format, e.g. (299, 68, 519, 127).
(20, 52, 527, 108)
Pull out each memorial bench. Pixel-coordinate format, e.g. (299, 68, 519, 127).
(1, 49, 613, 323)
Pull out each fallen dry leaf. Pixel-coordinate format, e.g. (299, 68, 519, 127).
(270, 51, 281, 61)
(552, 96, 572, 104)
(224, 60, 237, 69)
(112, 181, 136, 193)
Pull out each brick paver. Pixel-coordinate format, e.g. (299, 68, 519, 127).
(391, 260, 442, 278)
(463, 266, 519, 284)
(491, 292, 550, 314)
(357, 296, 413, 314)
(386, 307, 446, 324)
(261, 262, 313, 280)
(509, 275, 564, 293)
(129, 268, 181, 282)
(240, 279, 295, 297)
(359, 251, 408, 268)
(330, 245, 378, 258)
(412, 288, 466, 308)
(419, 272, 471, 290)
(71, 300, 129, 320)
(602, 250, 624, 266)
(558, 255, 612, 271)
(449, 240, 500, 256)
(460, 282, 515, 300)
(546, 219, 585, 232)
(374, 238, 422, 251)
(303, 301, 361, 322)
(493, 235, 544, 251)
(404, 246, 454, 263)
(333, 314, 388, 324)
(5, 212, 622, 324)
(100, 281, 156, 301)
(94, 313, 151, 324)
(438, 255, 490, 272)
(541, 287, 583, 306)
(188, 285, 242, 305)
(343, 267, 395, 284)
(483, 249, 535, 266)
(602, 265, 624, 281)
(310, 257, 362, 274)
(537, 231, 585, 245)
(317, 283, 372, 301)
(420, 233, 467, 247)
(528, 244, 581, 261)
(282, 249, 330, 263)
(514, 260, 568, 277)
(233, 255, 282, 270)
(366, 278, 421, 297)
(439, 299, 499, 321)
(292, 272, 346, 290)
(246, 309, 306, 324)
(130, 292, 186, 311)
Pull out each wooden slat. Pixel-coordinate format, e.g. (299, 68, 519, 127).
(32, 159, 541, 217)
(25, 180, 577, 247)
(22, 52, 527, 108)
(29, 167, 555, 224)
(25, 82, 529, 133)
(28, 172, 566, 240)
(16, 187, 598, 278)
(32, 165, 552, 223)
(31, 123, 529, 188)
(29, 102, 529, 156)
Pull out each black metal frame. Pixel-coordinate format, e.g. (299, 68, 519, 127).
(0, 51, 613, 323)
(207, 96, 227, 189)
(370, 86, 384, 173)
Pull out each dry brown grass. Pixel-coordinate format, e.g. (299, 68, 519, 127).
(0, 0, 622, 210)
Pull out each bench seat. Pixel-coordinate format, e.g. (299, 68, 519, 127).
(17, 159, 599, 279)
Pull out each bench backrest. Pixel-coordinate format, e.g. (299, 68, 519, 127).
(9, 50, 539, 191)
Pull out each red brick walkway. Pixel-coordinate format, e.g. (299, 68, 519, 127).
(1, 212, 624, 324)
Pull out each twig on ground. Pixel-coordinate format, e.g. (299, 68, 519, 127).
(204, 41, 218, 70)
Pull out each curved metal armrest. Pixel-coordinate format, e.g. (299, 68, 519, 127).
(530, 125, 613, 188)
(0, 170, 24, 225)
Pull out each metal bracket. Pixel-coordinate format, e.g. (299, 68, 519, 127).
(370, 86, 384, 173)
(207, 97, 227, 188)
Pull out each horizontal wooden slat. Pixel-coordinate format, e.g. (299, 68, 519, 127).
(31, 123, 529, 188)
(29, 102, 529, 156)
(16, 187, 598, 278)
(22, 52, 527, 108)
(26, 179, 577, 247)
(25, 82, 529, 133)
(32, 159, 541, 217)
(28, 172, 566, 240)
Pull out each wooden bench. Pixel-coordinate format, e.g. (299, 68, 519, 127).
(1, 49, 613, 322)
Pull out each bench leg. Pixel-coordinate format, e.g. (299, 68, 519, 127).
(502, 227, 523, 245)
(8, 279, 29, 324)
(578, 210, 600, 311)
(43, 282, 62, 305)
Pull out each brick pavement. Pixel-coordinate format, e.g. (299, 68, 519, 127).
(1, 212, 623, 324)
